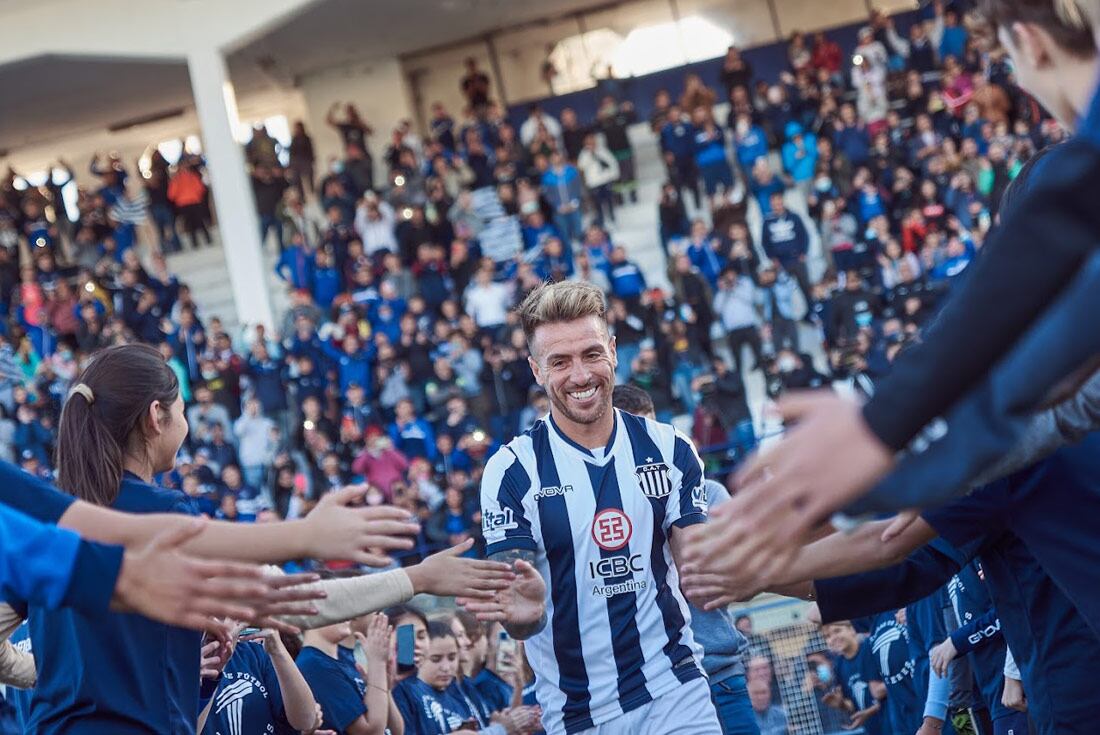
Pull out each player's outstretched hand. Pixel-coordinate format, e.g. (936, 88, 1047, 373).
(458, 560, 545, 626)
(111, 520, 319, 632)
(679, 524, 767, 609)
(305, 486, 420, 566)
(717, 392, 893, 585)
(407, 539, 515, 599)
(678, 520, 769, 610)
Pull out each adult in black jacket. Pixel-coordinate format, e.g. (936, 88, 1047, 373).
(829, 271, 881, 345)
(252, 164, 290, 252)
(697, 357, 752, 430)
(479, 345, 533, 442)
(627, 345, 676, 418)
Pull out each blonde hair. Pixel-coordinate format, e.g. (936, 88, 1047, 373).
(518, 281, 607, 347)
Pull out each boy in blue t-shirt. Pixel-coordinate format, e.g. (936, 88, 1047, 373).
(203, 631, 317, 735)
(821, 621, 884, 735)
(296, 617, 398, 735)
(867, 611, 923, 734)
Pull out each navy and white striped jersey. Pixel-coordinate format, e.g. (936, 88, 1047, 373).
(481, 409, 708, 734)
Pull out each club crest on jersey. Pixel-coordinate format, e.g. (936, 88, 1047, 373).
(592, 508, 632, 551)
(635, 460, 673, 499)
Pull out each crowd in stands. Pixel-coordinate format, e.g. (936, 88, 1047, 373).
(0, 1, 1071, 729)
(0, 0, 1060, 562)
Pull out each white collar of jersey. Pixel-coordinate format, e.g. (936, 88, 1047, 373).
(545, 409, 622, 466)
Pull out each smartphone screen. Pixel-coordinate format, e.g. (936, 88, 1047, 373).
(396, 624, 416, 668)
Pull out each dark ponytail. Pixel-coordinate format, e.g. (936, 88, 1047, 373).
(56, 343, 179, 506)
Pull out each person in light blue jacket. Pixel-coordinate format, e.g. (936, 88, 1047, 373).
(540, 151, 584, 247)
(780, 122, 818, 194)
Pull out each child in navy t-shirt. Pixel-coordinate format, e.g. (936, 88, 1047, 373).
(203, 640, 294, 735)
(822, 621, 885, 735)
(296, 619, 397, 735)
(868, 611, 923, 734)
(393, 621, 479, 734)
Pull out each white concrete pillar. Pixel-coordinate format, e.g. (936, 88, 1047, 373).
(187, 45, 275, 329)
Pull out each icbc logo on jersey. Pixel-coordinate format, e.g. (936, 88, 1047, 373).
(592, 509, 632, 551)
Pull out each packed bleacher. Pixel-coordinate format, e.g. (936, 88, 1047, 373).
(0, 0, 1083, 731)
(0, 0, 1060, 559)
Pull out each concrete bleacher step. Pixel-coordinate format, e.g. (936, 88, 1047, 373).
(163, 232, 287, 336)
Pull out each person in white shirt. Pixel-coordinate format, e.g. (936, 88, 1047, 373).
(519, 104, 564, 149)
(353, 193, 398, 256)
(576, 134, 621, 228)
(234, 398, 276, 493)
(463, 267, 513, 331)
(712, 269, 763, 375)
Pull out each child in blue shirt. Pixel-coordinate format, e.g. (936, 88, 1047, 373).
(202, 630, 319, 735)
(821, 621, 884, 735)
(296, 615, 400, 735)
(393, 621, 479, 734)
(867, 611, 923, 734)
(219, 464, 265, 523)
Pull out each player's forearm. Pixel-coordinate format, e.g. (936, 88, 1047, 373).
(950, 609, 1001, 656)
(270, 650, 319, 731)
(765, 580, 815, 599)
(59, 503, 311, 561)
(924, 662, 951, 721)
(971, 367, 1100, 486)
(815, 547, 958, 624)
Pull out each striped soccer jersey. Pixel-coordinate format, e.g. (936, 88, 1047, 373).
(481, 409, 709, 734)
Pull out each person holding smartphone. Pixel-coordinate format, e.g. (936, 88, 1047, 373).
(386, 604, 431, 682)
(200, 625, 321, 735)
(393, 621, 483, 734)
(449, 614, 541, 734)
(297, 614, 402, 735)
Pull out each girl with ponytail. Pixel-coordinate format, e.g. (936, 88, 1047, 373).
(19, 344, 513, 734)
(25, 343, 229, 734)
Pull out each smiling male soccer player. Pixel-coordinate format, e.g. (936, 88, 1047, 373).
(460, 281, 721, 735)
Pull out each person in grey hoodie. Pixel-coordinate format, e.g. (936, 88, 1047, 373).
(613, 384, 759, 735)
